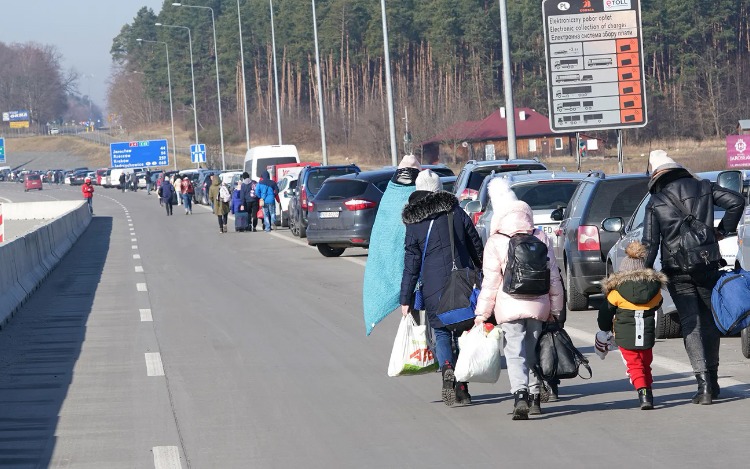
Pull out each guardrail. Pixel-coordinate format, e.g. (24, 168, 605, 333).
(0, 201, 91, 327)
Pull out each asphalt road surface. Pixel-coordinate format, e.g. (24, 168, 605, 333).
(0, 181, 749, 469)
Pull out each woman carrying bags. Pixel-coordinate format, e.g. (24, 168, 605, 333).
(474, 178, 564, 420)
(399, 170, 484, 407)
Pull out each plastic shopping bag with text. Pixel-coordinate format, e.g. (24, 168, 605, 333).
(387, 315, 438, 377)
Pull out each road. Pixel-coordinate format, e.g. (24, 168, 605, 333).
(0, 181, 749, 469)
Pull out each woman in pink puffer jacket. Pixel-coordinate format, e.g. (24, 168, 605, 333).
(474, 177, 564, 420)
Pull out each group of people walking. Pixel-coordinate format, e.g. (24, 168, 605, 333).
(375, 150, 745, 420)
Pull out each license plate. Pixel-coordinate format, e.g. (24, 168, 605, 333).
(538, 225, 555, 234)
(320, 211, 340, 219)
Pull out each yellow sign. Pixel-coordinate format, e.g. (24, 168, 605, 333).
(9, 121, 29, 129)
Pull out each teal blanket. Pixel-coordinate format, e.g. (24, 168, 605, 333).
(363, 181, 415, 335)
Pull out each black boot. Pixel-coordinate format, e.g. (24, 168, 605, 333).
(455, 382, 472, 405)
(512, 390, 530, 420)
(638, 388, 654, 410)
(708, 370, 720, 399)
(692, 372, 713, 405)
(441, 362, 456, 407)
(529, 394, 542, 415)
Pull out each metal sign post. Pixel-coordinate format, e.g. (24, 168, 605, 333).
(542, 0, 647, 133)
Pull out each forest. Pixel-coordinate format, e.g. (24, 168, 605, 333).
(109, 0, 750, 163)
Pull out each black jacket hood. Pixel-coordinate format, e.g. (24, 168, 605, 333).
(648, 167, 693, 193)
(402, 191, 457, 224)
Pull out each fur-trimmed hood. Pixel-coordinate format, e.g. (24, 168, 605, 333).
(402, 191, 457, 224)
(602, 268, 668, 296)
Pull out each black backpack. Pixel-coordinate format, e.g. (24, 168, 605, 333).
(662, 187, 722, 273)
(501, 230, 551, 295)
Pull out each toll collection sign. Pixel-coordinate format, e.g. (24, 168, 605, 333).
(543, 0, 647, 132)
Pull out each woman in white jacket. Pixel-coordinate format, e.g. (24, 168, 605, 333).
(474, 178, 564, 420)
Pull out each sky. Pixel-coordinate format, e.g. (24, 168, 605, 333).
(0, 1, 165, 111)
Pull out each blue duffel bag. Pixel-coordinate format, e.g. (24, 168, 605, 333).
(711, 268, 750, 335)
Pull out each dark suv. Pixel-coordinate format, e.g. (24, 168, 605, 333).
(454, 159, 547, 201)
(289, 164, 360, 238)
(552, 172, 650, 310)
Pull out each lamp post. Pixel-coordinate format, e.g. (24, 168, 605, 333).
(380, 0, 397, 166)
(172, 2, 226, 170)
(155, 22, 199, 153)
(136, 38, 178, 171)
(269, 0, 282, 144)
(498, 0, 517, 159)
(311, 0, 328, 164)
(237, 0, 250, 150)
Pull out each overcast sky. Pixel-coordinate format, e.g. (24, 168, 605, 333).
(0, 1, 165, 111)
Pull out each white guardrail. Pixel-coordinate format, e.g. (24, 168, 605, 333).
(0, 200, 92, 327)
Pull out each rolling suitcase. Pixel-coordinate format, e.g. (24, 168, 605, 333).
(235, 212, 249, 232)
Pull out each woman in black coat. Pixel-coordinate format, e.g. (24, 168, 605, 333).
(399, 170, 483, 406)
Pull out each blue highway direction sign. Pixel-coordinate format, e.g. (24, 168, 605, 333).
(0, 137, 5, 163)
(110, 140, 169, 168)
(191, 144, 206, 164)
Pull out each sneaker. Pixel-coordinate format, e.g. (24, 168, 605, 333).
(529, 394, 542, 415)
(512, 390, 530, 420)
(455, 382, 472, 405)
(638, 388, 654, 410)
(441, 362, 456, 406)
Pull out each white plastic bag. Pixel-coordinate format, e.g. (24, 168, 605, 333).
(387, 315, 438, 377)
(454, 325, 503, 383)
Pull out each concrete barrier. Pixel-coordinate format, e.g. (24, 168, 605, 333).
(0, 201, 91, 327)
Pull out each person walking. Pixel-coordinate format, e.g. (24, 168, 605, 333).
(81, 176, 94, 215)
(160, 177, 175, 216)
(597, 241, 667, 410)
(642, 150, 745, 404)
(174, 174, 183, 206)
(473, 178, 564, 420)
(181, 176, 194, 214)
(145, 170, 152, 195)
(256, 170, 279, 232)
(208, 175, 230, 233)
(400, 169, 484, 407)
(240, 172, 259, 232)
(119, 172, 126, 193)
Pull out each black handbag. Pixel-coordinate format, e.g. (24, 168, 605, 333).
(435, 212, 481, 332)
(533, 319, 592, 381)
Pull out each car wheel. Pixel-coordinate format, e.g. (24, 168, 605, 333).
(565, 264, 588, 311)
(317, 244, 345, 257)
(741, 326, 750, 359)
(655, 310, 682, 339)
(281, 210, 289, 228)
(299, 222, 307, 239)
(290, 212, 300, 237)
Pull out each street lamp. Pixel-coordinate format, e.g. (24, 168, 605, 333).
(498, 0, 517, 159)
(380, 0, 397, 166)
(269, 0, 282, 144)
(172, 2, 226, 170)
(311, 0, 328, 164)
(136, 38, 178, 170)
(155, 22, 199, 153)
(237, 0, 250, 151)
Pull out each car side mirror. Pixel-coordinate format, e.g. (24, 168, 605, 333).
(465, 200, 481, 214)
(602, 217, 624, 233)
(550, 207, 564, 221)
(459, 199, 472, 210)
(717, 170, 743, 193)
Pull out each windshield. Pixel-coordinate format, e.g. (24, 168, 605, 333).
(511, 182, 580, 210)
(307, 168, 360, 194)
(316, 180, 368, 200)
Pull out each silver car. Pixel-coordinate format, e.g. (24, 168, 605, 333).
(605, 170, 747, 340)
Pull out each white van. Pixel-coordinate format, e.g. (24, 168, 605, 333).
(243, 145, 300, 180)
(109, 168, 134, 189)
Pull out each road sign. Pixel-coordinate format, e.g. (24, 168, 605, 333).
(543, 0, 647, 132)
(190, 144, 206, 164)
(727, 135, 750, 168)
(0, 137, 5, 163)
(110, 140, 169, 169)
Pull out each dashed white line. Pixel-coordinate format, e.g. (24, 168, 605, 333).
(133, 254, 141, 259)
(132, 245, 138, 250)
(128, 223, 133, 227)
(136, 283, 148, 292)
(145, 352, 165, 376)
(135, 266, 144, 273)
(153, 446, 182, 469)
(131, 238, 137, 242)
(140, 308, 153, 322)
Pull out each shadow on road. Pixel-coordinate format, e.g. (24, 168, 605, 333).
(0, 217, 111, 468)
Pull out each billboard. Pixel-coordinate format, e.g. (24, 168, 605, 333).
(2, 110, 30, 122)
(9, 121, 29, 129)
(110, 140, 169, 169)
(727, 135, 750, 168)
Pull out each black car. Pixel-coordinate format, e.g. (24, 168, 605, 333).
(70, 169, 89, 186)
(306, 169, 395, 257)
(552, 172, 651, 310)
(289, 164, 361, 238)
(194, 170, 221, 205)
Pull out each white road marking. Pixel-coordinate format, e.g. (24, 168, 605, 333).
(0, 196, 12, 203)
(133, 254, 141, 259)
(132, 245, 138, 250)
(131, 238, 137, 242)
(140, 308, 153, 322)
(136, 283, 148, 292)
(145, 353, 165, 377)
(153, 446, 182, 469)
(135, 266, 144, 273)
(128, 223, 133, 227)
(267, 231, 367, 266)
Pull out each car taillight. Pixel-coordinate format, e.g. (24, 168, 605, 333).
(577, 225, 600, 251)
(459, 188, 478, 200)
(301, 187, 308, 210)
(344, 199, 377, 211)
(308, 200, 314, 210)
(472, 211, 484, 225)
